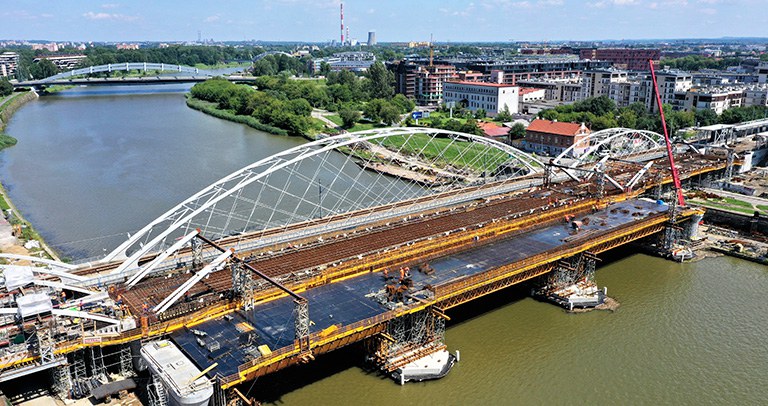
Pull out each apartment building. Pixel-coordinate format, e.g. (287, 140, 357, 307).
(0, 52, 19, 78)
(443, 81, 519, 116)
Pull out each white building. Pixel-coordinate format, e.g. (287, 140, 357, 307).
(580, 68, 628, 100)
(643, 70, 693, 112)
(0, 52, 19, 78)
(681, 86, 744, 115)
(744, 84, 768, 107)
(443, 81, 519, 116)
(758, 62, 768, 84)
(515, 78, 582, 103)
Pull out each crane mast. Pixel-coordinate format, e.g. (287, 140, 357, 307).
(648, 59, 686, 207)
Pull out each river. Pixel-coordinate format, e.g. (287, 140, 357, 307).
(2, 86, 767, 405)
(270, 254, 768, 405)
(0, 84, 305, 259)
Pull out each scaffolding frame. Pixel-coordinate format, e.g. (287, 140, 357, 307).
(371, 308, 446, 372)
(147, 373, 168, 406)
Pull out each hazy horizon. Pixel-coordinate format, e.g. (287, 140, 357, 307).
(2, 0, 767, 44)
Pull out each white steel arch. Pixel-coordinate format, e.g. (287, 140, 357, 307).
(553, 128, 664, 168)
(253, 51, 294, 61)
(41, 62, 208, 83)
(103, 128, 544, 272)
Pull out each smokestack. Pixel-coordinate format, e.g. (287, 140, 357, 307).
(340, 2, 345, 44)
(346, 27, 350, 45)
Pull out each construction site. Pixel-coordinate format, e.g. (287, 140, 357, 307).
(0, 70, 748, 405)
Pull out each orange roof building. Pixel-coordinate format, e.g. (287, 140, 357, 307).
(522, 119, 591, 157)
(478, 121, 510, 138)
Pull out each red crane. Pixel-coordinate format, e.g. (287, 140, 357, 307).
(648, 59, 686, 207)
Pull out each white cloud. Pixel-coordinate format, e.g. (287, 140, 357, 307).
(700, 7, 717, 14)
(101, 3, 120, 9)
(203, 15, 221, 23)
(82, 11, 138, 22)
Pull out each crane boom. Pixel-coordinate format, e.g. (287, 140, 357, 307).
(648, 59, 685, 207)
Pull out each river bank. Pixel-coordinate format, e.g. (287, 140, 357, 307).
(185, 95, 289, 136)
(0, 90, 38, 146)
(0, 89, 62, 261)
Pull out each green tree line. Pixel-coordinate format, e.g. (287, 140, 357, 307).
(538, 95, 768, 135)
(189, 61, 412, 136)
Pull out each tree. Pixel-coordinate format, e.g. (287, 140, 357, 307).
(363, 99, 385, 122)
(391, 94, 415, 114)
(496, 104, 513, 122)
(508, 123, 526, 142)
(461, 118, 483, 135)
(0, 78, 12, 97)
(617, 109, 637, 129)
(364, 62, 394, 99)
(694, 108, 718, 127)
(475, 108, 487, 119)
(339, 108, 361, 129)
(379, 104, 401, 125)
(29, 59, 58, 79)
(319, 62, 331, 77)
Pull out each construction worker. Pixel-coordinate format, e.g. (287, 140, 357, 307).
(60, 291, 67, 303)
(399, 267, 405, 281)
(142, 303, 150, 315)
(382, 268, 389, 280)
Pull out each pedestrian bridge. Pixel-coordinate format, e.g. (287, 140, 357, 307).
(14, 62, 255, 87)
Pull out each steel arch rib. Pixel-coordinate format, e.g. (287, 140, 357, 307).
(552, 128, 663, 167)
(103, 128, 544, 268)
(41, 62, 208, 82)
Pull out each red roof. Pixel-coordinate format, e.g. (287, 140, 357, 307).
(526, 119, 590, 137)
(444, 80, 513, 88)
(478, 122, 509, 137)
(519, 87, 542, 95)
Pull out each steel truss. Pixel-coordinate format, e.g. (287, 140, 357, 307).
(104, 128, 544, 274)
(553, 128, 664, 168)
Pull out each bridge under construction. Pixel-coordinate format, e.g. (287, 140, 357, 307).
(0, 126, 735, 404)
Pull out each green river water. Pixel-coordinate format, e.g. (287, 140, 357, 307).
(271, 254, 768, 405)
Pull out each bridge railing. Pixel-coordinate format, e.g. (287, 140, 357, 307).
(41, 63, 206, 83)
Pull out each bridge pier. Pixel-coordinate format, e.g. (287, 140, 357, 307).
(367, 308, 456, 385)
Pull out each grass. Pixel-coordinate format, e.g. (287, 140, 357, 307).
(757, 204, 768, 213)
(347, 121, 384, 133)
(0, 194, 10, 211)
(692, 200, 757, 215)
(326, 114, 343, 126)
(374, 133, 511, 173)
(0, 92, 26, 114)
(693, 199, 768, 216)
(722, 197, 753, 208)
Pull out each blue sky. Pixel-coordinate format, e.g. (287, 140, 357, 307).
(2, 0, 766, 42)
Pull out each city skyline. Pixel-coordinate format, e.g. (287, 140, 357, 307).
(1, 0, 767, 43)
